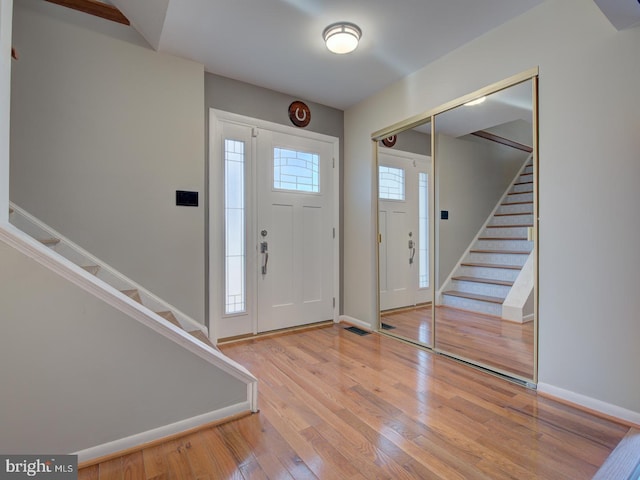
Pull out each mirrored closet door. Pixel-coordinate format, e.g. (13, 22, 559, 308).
(377, 121, 433, 348)
(375, 70, 538, 383)
(434, 78, 536, 382)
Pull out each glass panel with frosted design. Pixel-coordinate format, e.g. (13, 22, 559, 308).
(274, 148, 319, 193)
(379, 166, 405, 200)
(419, 172, 429, 288)
(225, 139, 246, 314)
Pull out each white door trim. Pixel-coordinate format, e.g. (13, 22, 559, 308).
(208, 109, 340, 342)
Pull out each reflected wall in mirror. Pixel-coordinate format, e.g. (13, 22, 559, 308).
(377, 121, 434, 348)
(434, 78, 536, 381)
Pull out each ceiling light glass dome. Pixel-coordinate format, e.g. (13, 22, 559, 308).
(323, 22, 362, 54)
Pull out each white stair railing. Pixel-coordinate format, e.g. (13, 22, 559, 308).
(9, 202, 206, 334)
(4, 203, 258, 411)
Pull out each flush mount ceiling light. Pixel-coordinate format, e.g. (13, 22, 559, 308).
(323, 22, 362, 54)
(464, 96, 487, 106)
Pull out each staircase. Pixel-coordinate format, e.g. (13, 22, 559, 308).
(8, 203, 217, 349)
(439, 159, 534, 318)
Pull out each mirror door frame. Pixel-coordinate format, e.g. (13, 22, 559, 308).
(372, 67, 539, 384)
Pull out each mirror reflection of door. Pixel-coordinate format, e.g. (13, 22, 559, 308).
(434, 78, 536, 382)
(377, 123, 434, 348)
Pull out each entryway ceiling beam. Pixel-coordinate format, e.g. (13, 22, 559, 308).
(44, 0, 130, 26)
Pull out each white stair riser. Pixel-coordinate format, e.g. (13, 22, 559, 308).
(450, 280, 511, 297)
(476, 239, 533, 250)
(441, 295, 502, 316)
(458, 265, 521, 281)
(523, 165, 534, 174)
(496, 203, 533, 215)
(467, 252, 528, 266)
(489, 214, 534, 226)
(483, 226, 529, 238)
(512, 183, 533, 193)
(504, 192, 533, 203)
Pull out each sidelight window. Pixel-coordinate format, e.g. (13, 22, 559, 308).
(224, 139, 246, 314)
(419, 172, 429, 288)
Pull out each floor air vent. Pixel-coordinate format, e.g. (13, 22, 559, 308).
(381, 323, 396, 330)
(344, 326, 371, 336)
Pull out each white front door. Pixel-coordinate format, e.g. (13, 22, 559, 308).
(378, 149, 432, 311)
(256, 131, 335, 332)
(210, 112, 338, 340)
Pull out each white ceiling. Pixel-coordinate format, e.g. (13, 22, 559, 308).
(111, 0, 638, 110)
(112, 0, 544, 109)
(435, 79, 533, 137)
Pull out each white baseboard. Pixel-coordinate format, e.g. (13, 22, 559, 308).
(74, 402, 251, 463)
(338, 315, 374, 331)
(538, 382, 640, 427)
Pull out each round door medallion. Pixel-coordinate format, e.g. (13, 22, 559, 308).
(288, 101, 311, 128)
(381, 135, 397, 148)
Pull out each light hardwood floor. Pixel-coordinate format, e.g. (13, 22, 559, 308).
(79, 324, 628, 479)
(382, 305, 534, 378)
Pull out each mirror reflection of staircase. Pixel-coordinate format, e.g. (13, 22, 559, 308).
(439, 158, 534, 322)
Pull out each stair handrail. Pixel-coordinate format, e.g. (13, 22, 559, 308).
(9, 202, 207, 335)
(0, 218, 258, 411)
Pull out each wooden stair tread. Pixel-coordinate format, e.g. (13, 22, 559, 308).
(82, 265, 100, 275)
(442, 290, 505, 304)
(470, 249, 530, 255)
(514, 181, 533, 186)
(189, 330, 216, 348)
(494, 212, 532, 217)
(501, 201, 533, 206)
(461, 262, 522, 270)
(486, 224, 533, 228)
(156, 311, 181, 328)
(479, 237, 528, 241)
(508, 190, 534, 195)
(452, 276, 513, 286)
(39, 238, 60, 246)
(121, 289, 142, 304)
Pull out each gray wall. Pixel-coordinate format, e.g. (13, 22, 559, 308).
(0, 0, 10, 224)
(204, 72, 344, 315)
(10, 0, 206, 322)
(393, 128, 431, 156)
(436, 133, 526, 285)
(205, 73, 344, 139)
(0, 239, 246, 455)
(344, 0, 640, 418)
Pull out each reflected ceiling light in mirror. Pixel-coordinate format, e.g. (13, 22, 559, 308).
(464, 96, 487, 106)
(323, 22, 362, 54)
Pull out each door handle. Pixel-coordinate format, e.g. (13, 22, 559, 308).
(260, 242, 269, 275)
(408, 239, 416, 264)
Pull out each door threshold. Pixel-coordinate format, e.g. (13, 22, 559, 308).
(217, 320, 334, 345)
